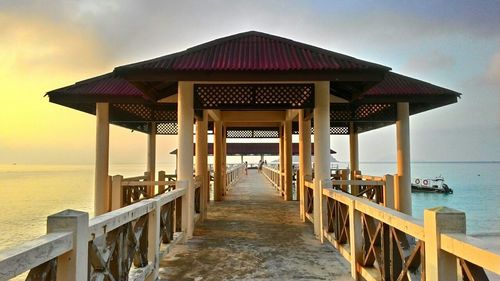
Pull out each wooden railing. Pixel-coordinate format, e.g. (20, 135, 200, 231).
(0, 181, 188, 281)
(315, 177, 500, 281)
(262, 164, 280, 191)
(225, 163, 246, 190)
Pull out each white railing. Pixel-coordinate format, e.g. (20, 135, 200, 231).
(303, 173, 500, 281)
(225, 163, 246, 190)
(262, 165, 281, 191)
(0, 181, 189, 281)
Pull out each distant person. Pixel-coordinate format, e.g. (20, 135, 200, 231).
(245, 161, 248, 175)
(258, 160, 263, 173)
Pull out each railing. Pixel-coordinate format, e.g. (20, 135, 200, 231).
(317, 178, 500, 281)
(112, 171, 177, 209)
(225, 163, 246, 190)
(262, 165, 280, 191)
(0, 181, 188, 281)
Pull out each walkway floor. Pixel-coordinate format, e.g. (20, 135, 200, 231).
(158, 169, 351, 281)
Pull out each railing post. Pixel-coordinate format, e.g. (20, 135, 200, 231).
(319, 179, 332, 243)
(300, 174, 306, 221)
(424, 207, 466, 281)
(111, 175, 124, 210)
(348, 199, 362, 280)
(383, 174, 395, 209)
(158, 171, 166, 194)
(146, 198, 161, 281)
(47, 210, 89, 281)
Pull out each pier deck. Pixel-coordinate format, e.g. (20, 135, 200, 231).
(158, 169, 351, 280)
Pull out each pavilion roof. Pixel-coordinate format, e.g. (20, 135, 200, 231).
(45, 31, 461, 135)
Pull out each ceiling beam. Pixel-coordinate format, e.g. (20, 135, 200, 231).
(221, 111, 285, 122)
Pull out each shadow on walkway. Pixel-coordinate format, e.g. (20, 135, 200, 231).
(159, 169, 351, 281)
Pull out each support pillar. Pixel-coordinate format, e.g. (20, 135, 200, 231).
(396, 102, 412, 215)
(349, 122, 360, 195)
(284, 119, 293, 201)
(214, 121, 223, 201)
(313, 81, 331, 237)
(94, 103, 109, 216)
(221, 125, 227, 195)
(299, 110, 312, 221)
(349, 122, 359, 174)
(178, 81, 194, 239)
(195, 111, 208, 220)
(279, 125, 285, 196)
(147, 122, 156, 197)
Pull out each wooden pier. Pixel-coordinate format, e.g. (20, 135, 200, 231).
(3, 31, 499, 280)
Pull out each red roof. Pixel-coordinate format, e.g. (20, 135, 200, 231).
(47, 73, 143, 97)
(363, 72, 461, 98)
(115, 31, 390, 73)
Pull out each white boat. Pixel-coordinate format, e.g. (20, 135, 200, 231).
(411, 176, 453, 194)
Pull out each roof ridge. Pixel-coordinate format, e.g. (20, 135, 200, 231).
(115, 31, 391, 72)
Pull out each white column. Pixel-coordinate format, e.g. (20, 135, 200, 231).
(178, 81, 194, 238)
(299, 110, 312, 221)
(94, 103, 109, 216)
(147, 122, 156, 196)
(396, 102, 412, 215)
(195, 111, 208, 220)
(221, 125, 227, 195)
(313, 81, 330, 237)
(279, 126, 285, 196)
(214, 121, 223, 201)
(284, 119, 293, 201)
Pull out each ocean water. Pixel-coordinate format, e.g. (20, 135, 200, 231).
(0, 162, 498, 255)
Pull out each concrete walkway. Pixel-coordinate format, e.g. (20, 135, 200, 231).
(158, 169, 351, 281)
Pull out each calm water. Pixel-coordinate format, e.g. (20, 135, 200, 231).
(0, 162, 498, 253)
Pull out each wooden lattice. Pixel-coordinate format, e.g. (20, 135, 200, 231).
(156, 122, 178, 135)
(160, 201, 175, 244)
(194, 84, 315, 109)
(111, 104, 177, 122)
(306, 187, 314, 214)
(88, 214, 149, 280)
(360, 214, 425, 280)
(355, 104, 395, 121)
(26, 259, 57, 281)
(226, 128, 279, 138)
(326, 197, 350, 244)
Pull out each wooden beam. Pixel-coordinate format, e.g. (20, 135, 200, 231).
(207, 109, 221, 121)
(221, 111, 285, 122)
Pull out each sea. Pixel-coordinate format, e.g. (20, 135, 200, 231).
(0, 161, 498, 253)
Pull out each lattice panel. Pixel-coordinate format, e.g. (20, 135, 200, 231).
(226, 130, 253, 138)
(194, 84, 314, 109)
(330, 104, 352, 121)
(253, 130, 279, 138)
(157, 122, 178, 135)
(225, 128, 279, 138)
(153, 109, 177, 121)
(355, 103, 395, 121)
(330, 127, 349, 135)
(309, 126, 350, 135)
(113, 104, 151, 120)
(112, 104, 177, 122)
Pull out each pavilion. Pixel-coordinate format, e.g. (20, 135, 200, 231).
(46, 31, 460, 242)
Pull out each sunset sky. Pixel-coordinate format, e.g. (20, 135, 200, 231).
(1, 0, 499, 165)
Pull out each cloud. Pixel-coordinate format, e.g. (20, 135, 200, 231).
(401, 51, 455, 74)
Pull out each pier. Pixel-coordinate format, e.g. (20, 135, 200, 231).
(1, 31, 499, 280)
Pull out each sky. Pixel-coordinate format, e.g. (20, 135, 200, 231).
(0, 0, 499, 165)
